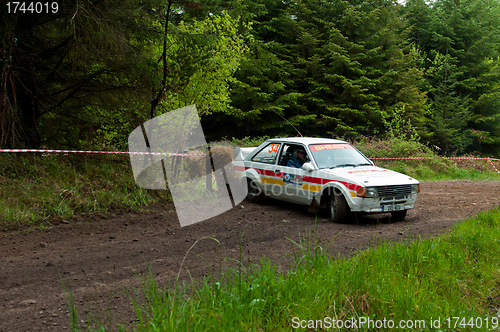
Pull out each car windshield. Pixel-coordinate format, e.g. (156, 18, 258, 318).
(309, 143, 371, 169)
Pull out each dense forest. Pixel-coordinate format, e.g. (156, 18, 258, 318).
(1, 0, 499, 155)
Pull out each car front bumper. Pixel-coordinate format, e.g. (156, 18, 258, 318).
(348, 193, 419, 213)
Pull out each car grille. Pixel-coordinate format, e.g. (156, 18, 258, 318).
(376, 185, 412, 197)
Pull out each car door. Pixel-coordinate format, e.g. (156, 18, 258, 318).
(274, 144, 311, 204)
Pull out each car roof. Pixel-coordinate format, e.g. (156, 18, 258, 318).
(267, 137, 348, 145)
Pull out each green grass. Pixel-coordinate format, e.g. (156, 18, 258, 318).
(0, 153, 170, 231)
(69, 207, 500, 331)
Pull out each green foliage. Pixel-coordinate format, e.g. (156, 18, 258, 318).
(4, 0, 171, 148)
(355, 106, 435, 158)
(404, 0, 500, 154)
(2, 0, 499, 156)
(382, 106, 422, 143)
(352, 112, 499, 180)
(425, 53, 472, 153)
(0, 0, 245, 150)
(220, 0, 430, 140)
(157, 12, 248, 116)
(356, 136, 433, 158)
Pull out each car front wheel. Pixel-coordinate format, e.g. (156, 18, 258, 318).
(330, 190, 349, 223)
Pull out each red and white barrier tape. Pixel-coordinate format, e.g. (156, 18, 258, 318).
(370, 156, 500, 175)
(489, 159, 500, 174)
(1, 149, 498, 174)
(0, 149, 205, 157)
(370, 156, 500, 161)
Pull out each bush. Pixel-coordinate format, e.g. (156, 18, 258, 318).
(355, 136, 435, 158)
(354, 106, 436, 158)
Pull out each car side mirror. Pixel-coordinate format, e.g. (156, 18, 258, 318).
(302, 162, 314, 172)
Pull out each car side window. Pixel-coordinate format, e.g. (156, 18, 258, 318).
(251, 143, 280, 164)
(279, 144, 310, 168)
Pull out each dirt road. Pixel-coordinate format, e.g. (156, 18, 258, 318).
(1, 181, 499, 331)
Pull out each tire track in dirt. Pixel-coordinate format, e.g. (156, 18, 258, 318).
(1, 181, 499, 331)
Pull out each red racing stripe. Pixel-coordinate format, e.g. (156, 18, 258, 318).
(303, 176, 361, 191)
(238, 166, 284, 178)
(234, 165, 246, 172)
(240, 166, 361, 191)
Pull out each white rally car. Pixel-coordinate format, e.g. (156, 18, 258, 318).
(234, 137, 420, 222)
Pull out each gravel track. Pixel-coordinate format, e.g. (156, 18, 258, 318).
(1, 181, 499, 331)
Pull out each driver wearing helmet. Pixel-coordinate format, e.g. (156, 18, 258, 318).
(287, 148, 307, 168)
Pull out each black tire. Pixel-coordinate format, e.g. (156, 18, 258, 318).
(391, 209, 407, 221)
(330, 190, 349, 223)
(246, 179, 262, 203)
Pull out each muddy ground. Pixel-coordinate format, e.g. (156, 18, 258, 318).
(1, 181, 499, 331)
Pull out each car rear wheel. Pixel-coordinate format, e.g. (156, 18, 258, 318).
(391, 209, 407, 221)
(330, 190, 349, 223)
(246, 179, 262, 203)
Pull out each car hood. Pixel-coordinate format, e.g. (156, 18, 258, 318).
(319, 166, 419, 186)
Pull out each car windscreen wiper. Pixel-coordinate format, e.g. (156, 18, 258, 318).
(354, 163, 372, 167)
(329, 164, 356, 169)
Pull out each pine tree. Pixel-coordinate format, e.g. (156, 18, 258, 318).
(426, 53, 472, 152)
(0, 0, 236, 148)
(225, 0, 428, 139)
(404, 0, 500, 153)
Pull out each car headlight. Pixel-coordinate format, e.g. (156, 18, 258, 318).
(411, 184, 420, 194)
(356, 187, 378, 198)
